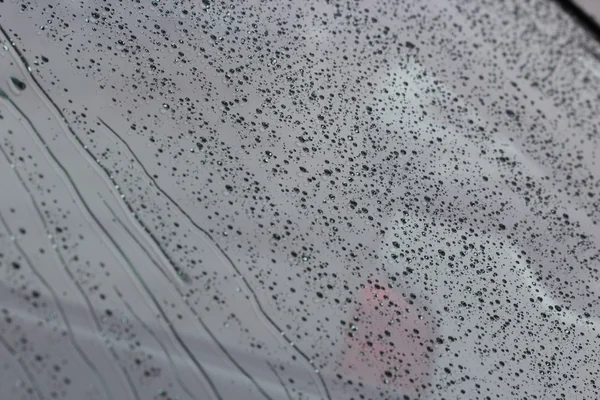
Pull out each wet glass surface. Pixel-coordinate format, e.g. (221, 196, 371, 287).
(1, 0, 600, 399)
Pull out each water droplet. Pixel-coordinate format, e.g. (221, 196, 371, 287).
(9, 76, 26, 93)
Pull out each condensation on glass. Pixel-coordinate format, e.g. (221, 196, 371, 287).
(0, 0, 599, 399)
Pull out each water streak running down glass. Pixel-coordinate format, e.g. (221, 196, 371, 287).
(1, 0, 600, 399)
